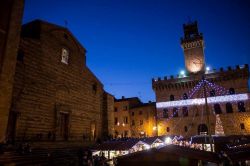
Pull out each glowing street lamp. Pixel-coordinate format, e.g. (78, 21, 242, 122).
(206, 66, 210, 71)
(164, 137, 172, 144)
(180, 70, 185, 77)
(153, 126, 157, 131)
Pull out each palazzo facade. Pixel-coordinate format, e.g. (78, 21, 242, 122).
(152, 21, 250, 137)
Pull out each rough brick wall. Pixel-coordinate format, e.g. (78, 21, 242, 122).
(9, 20, 108, 143)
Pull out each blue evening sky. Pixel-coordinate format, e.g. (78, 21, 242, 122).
(23, 0, 250, 102)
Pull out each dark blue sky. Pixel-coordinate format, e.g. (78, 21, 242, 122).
(23, 0, 250, 102)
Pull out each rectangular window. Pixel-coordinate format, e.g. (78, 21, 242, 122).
(124, 131, 128, 137)
(114, 117, 118, 125)
(184, 126, 188, 132)
(123, 116, 128, 124)
(240, 123, 245, 130)
(132, 120, 135, 126)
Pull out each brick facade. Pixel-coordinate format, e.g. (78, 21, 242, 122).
(7, 20, 113, 143)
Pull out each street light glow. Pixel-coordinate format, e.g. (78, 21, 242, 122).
(180, 70, 185, 75)
(165, 137, 172, 144)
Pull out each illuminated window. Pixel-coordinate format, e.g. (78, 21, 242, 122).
(61, 48, 69, 64)
(240, 123, 245, 130)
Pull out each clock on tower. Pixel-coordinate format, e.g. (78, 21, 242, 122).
(181, 21, 205, 73)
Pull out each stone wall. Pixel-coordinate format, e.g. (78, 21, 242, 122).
(9, 20, 109, 143)
(0, 0, 24, 143)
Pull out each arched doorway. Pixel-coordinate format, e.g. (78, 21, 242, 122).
(198, 124, 208, 135)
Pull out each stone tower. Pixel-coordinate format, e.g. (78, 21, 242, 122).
(0, 0, 24, 143)
(181, 21, 205, 73)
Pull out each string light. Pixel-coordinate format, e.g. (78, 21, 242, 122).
(156, 93, 248, 108)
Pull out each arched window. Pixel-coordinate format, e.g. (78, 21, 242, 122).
(183, 93, 188, 100)
(166, 127, 170, 132)
(210, 89, 215, 97)
(170, 94, 175, 101)
(238, 102, 246, 112)
(61, 48, 69, 64)
(214, 104, 222, 114)
(163, 109, 168, 118)
(173, 108, 178, 117)
(229, 88, 235, 95)
(182, 107, 188, 117)
(226, 103, 233, 113)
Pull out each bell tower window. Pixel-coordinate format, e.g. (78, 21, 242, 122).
(61, 48, 69, 64)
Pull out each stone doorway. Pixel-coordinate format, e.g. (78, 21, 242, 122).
(7, 111, 18, 143)
(59, 112, 69, 140)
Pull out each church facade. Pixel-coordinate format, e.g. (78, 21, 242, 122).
(6, 20, 114, 143)
(152, 21, 250, 137)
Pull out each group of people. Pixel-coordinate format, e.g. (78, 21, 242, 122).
(80, 150, 109, 166)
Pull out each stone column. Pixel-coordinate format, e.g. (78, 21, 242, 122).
(0, 0, 24, 143)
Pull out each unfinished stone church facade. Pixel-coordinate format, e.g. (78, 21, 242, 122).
(6, 19, 114, 143)
(152, 21, 250, 137)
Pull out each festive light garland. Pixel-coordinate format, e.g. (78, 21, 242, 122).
(156, 93, 249, 108)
